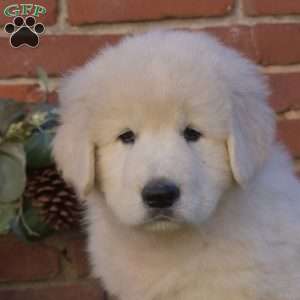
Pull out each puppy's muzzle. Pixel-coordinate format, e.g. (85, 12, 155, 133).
(142, 179, 180, 209)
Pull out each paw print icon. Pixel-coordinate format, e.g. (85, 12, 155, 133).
(4, 16, 45, 48)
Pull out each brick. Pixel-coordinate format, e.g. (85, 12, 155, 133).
(268, 73, 300, 113)
(254, 24, 300, 65)
(3, 25, 295, 79)
(0, 27, 258, 78)
(243, 0, 300, 16)
(67, 239, 90, 277)
(0, 280, 105, 300)
(0, 235, 60, 282)
(0, 85, 57, 103)
(0, 35, 121, 78)
(0, 84, 42, 102)
(277, 119, 300, 158)
(67, 0, 234, 25)
(0, 0, 57, 26)
(205, 26, 257, 61)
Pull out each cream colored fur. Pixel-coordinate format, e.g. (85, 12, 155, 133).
(53, 31, 300, 300)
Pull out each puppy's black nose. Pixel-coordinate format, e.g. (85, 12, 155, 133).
(142, 179, 180, 208)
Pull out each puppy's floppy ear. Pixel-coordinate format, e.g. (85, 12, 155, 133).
(53, 119, 95, 198)
(52, 74, 95, 198)
(227, 65, 275, 186)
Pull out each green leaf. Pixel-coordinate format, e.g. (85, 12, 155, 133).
(10, 217, 29, 242)
(0, 142, 26, 163)
(26, 103, 58, 130)
(0, 99, 26, 137)
(0, 143, 26, 203)
(28, 102, 56, 115)
(22, 206, 52, 239)
(25, 130, 54, 169)
(0, 203, 18, 234)
(36, 66, 49, 94)
(11, 206, 53, 241)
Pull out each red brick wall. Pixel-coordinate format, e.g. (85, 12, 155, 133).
(0, 0, 300, 299)
(0, 233, 105, 299)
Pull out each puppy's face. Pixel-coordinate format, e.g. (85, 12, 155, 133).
(98, 121, 232, 230)
(54, 31, 274, 232)
(92, 77, 233, 231)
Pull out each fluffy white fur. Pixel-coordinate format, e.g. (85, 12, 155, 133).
(53, 31, 300, 300)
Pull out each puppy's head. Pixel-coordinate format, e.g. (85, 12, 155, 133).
(53, 31, 275, 231)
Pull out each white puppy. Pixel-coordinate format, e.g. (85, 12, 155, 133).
(53, 31, 300, 300)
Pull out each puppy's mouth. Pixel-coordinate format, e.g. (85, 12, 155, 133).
(142, 209, 182, 232)
(149, 208, 174, 218)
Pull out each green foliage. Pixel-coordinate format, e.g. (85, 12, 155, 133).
(11, 201, 53, 241)
(0, 99, 26, 139)
(0, 67, 60, 239)
(36, 66, 49, 97)
(0, 143, 26, 203)
(0, 143, 25, 235)
(0, 203, 18, 234)
(25, 130, 55, 169)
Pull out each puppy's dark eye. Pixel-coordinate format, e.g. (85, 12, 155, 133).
(118, 130, 136, 144)
(183, 127, 202, 142)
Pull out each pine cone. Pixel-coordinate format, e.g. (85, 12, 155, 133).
(23, 165, 84, 231)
